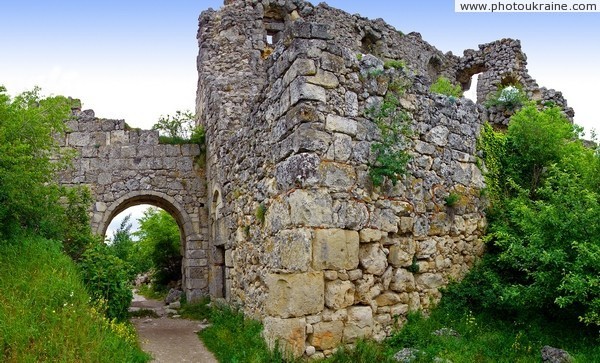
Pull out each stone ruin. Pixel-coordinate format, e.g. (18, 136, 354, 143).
(57, 0, 574, 358)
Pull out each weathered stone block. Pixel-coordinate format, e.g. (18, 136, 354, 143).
(325, 114, 357, 136)
(390, 269, 416, 292)
(312, 228, 359, 270)
(359, 243, 388, 275)
(415, 273, 444, 289)
(272, 229, 312, 272)
(288, 189, 333, 227)
(426, 125, 449, 146)
(417, 239, 437, 258)
(318, 161, 355, 191)
(265, 198, 292, 233)
(375, 292, 402, 306)
(275, 153, 320, 191)
(266, 272, 324, 318)
(359, 228, 384, 243)
(325, 280, 355, 309)
(283, 58, 317, 86)
(309, 321, 343, 350)
(306, 70, 339, 89)
(389, 238, 416, 267)
(290, 78, 327, 105)
(263, 317, 306, 358)
(343, 306, 373, 343)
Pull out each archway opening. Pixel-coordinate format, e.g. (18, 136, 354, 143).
(104, 201, 186, 303)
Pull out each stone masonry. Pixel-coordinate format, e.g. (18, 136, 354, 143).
(196, 0, 573, 358)
(57, 0, 575, 358)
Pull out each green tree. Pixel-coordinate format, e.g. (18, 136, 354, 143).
(109, 214, 134, 262)
(134, 208, 182, 288)
(469, 105, 600, 327)
(0, 86, 72, 240)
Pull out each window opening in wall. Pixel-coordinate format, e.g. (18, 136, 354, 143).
(263, 6, 285, 45)
(463, 73, 480, 102)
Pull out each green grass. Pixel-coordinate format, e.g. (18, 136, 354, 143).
(177, 293, 599, 363)
(386, 298, 600, 363)
(0, 236, 150, 362)
(181, 299, 297, 362)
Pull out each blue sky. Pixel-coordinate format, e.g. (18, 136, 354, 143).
(1, 0, 597, 235)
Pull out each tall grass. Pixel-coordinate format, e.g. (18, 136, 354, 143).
(0, 236, 149, 362)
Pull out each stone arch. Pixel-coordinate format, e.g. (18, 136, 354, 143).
(96, 190, 207, 301)
(96, 190, 195, 239)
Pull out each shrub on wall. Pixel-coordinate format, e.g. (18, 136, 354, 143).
(430, 76, 463, 98)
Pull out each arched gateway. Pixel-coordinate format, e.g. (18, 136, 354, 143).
(57, 109, 208, 302)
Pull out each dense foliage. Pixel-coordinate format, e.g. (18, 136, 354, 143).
(469, 104, 600, 327)
(79, 243, 134, 321)
(134, 208, 182, 287)
(0, 86, 71, 239)
(0, 86, 137, 323)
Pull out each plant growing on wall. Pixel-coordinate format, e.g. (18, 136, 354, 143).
(430, 76, 463, 98)
(484, 85, 528, 111)
(153, 110, 205, 146)
(366, 74, 412, 187)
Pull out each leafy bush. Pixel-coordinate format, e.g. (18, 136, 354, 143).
(484, 85, 528, 111)
(474, 105, 600, 327)
(0, 86, 72, 240)
(153, 109, 205, 146)
(383, 59, 406, 70)
(430, 76, 463, 98)
(79, 243, 133, 321)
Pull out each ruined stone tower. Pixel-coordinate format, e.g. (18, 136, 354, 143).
(195, 0, 572, 358)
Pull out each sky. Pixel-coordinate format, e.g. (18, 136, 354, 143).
(1, 0, 598, 236)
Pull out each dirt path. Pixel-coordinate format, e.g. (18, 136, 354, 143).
(130, 293, 218, 363)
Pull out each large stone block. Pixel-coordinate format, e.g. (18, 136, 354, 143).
(309, 321, 343, 350)
(325, 114, 358, 136)
(390, 268, 416, 292)
(343, 306, 373, 343)
(290, 78, 327, 105)
(271, 229, 312, 272)
(263, 317, 306, 358)
(266, 272, 324, 318)
(325, 280, 355, 309)
(415, 273, 444, 289)
(388, 238, 416, 267)
(288, 189, 333, 227)
(318, 161, 355, 192)
(275, 153, 320, 191)
(312, 228, 359, 270)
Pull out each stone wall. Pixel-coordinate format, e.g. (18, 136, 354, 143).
(196, 0, 495, 358)
(57, 109, 208, 301)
